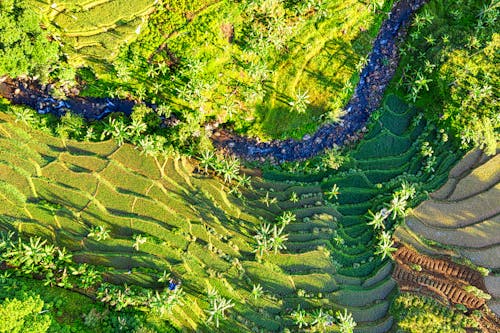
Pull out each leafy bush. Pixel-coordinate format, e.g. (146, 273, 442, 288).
(0, 0, 59, 79)
(0, 294, 51, 333)
(391, 293, 479, 332)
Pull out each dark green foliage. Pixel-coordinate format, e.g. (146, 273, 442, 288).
(0, 0, 59, 80)
(391, 293, 479, 332)
(395, 0, 499, 154)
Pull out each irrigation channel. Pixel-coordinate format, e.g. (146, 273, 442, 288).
(0, 0, 428, 162)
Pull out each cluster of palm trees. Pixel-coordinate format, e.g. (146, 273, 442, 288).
(205, 287, 234, 328)
(366, 182, 417, 259)
(97, 281, 185, 314)
(197, 150, 251, 191)
(291, 305, 357, 332)
(253, 211, 296, 260)
(1, 231, 188, 316)
(0, 232, 101, 289)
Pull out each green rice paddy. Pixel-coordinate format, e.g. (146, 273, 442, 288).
(0, 94, 464, 331)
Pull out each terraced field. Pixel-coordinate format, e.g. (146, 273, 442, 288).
(245, 94, 461, 331)
(0, 94, 462, 331)
(29, 0, 156, 65)
(395, 149, 500, 318)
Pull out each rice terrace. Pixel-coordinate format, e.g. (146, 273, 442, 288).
(0, 0, 498, 332)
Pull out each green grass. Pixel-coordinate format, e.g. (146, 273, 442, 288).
(70, 0, 397, 140)
(29, 0, 156, 66)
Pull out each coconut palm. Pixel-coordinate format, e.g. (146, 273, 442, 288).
(386, 194, 408, 219)
(276, 211, 296, 227)
(84, 126, 96, 141)
(366, 209, 386, 230)
(198, 150, 215, 174)
(206, 296, 234, 328)
(156, 104, 172, 118)
(251, 283, 263, 300)
(157, 270, 171, 283)
(220, 157, 241, 183)
(87, 226, 110, 241)
(270, 225, 288, 254)
(325, 184, 340, 200)
(260, 191, 277, 207)
(290, 191, 299, 203)
(288, 89, 310, 114)
(127, 118, 147, 138)
(13, 107, 36, 125)
(398, 181, 417, 200)
(311, 308, 329, 330)
(369, 0, 384, 12)
(137, 136, 158, 157)
(337, 309, 356, 333)
(254, 223, 272, 258)
(375, 231, 397, 260)
(110, 119, 129, 146)
(291, 304, 309, 328)
(100, 118, 116, 140)
(132, 235, 147, 251)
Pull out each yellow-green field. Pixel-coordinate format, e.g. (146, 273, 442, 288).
(0, 94, 464, 331)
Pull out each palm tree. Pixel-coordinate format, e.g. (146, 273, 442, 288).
(206, 296, 234, 328)
(270, 225, 288, 254)
(150, 288, 185, 315)
(325, 184, 340, 200)
(198, 150, 215, 174)
(13, 107, 35, 125)
(100, 118, 116, 140)
(276, 211, 296, 227)
(366, 209, 386, 230)
(132, 235, 147, 251)
(291, 304, 309, 328)
(156, 104, 172, 118)
(251, 283, 263, 300)
(84, 126, 96, 141)
(87, 226, 110, 241)
(254, 223, 272, 258)
(290, 192, 299, 203)
(375, 231, 397, 260)
(398, 181, 416, 200)
(137, 136, 158, 157)
(311, 308, 329, 330)
(110, 119, 129, 146)
(127, 118, 147, 138)
(288, 89, 310, 114)
(157, 270, 171, 283)
(260, 192, 278, 207)
(337, 309, 356, 333)
(385, 194, 408, 219)
(220, 157, 240, 183)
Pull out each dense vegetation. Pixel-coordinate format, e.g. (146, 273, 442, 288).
(391, 0, 499, 154)
(391, 293, 479, 332)
(0, 0, 498, 332)
(0, 0, 59, 80)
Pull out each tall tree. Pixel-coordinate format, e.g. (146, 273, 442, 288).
(0, 0, 59, 79)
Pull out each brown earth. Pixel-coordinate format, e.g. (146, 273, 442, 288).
(393, 244, 500, 332)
